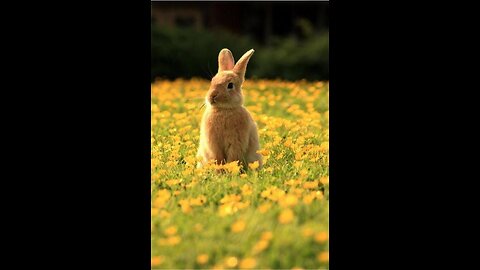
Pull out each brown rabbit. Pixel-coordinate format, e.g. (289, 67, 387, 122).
(197, 48, 263, 170)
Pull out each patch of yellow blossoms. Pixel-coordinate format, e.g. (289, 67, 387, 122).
(151, 79, 329, 269)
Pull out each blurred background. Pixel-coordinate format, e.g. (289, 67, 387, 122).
(151, 1, 329, 82)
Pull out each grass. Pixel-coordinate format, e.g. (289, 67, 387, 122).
(151, 78, 329, 269)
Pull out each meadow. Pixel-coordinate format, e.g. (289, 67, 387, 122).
(151, 79, 329, 269)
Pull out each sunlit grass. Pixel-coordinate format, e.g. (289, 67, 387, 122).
(151, 79, 329, 269)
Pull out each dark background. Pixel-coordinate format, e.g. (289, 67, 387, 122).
(151, 1, 329, 81)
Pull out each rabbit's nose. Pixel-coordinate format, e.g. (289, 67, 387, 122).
(210, 93, 218, 103)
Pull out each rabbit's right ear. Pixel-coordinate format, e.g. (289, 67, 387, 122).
(233, 49, 254, 80)
(218, 48, 235, 72)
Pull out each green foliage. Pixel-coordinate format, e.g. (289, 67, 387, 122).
(253, 33, 329, 81)
(151, 24, 255, 81)
(151, 23, 329, 81)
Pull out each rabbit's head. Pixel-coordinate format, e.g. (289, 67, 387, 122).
(206, 48, 254, 108)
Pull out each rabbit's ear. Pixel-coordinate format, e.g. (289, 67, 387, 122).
(218, 48, 235, 72)
(233, 49, 254, 79)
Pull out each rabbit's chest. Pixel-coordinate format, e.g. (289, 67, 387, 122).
(205, 110, 250, 147)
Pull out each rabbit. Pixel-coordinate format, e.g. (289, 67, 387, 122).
(197, 48, 263, 170)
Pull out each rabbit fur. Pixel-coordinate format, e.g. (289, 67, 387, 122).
(197, 48, 263, 170)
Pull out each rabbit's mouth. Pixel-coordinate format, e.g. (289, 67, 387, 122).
(209, 95, 218, 104)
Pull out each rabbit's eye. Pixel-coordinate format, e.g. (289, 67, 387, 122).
(227, 82, 234, 90)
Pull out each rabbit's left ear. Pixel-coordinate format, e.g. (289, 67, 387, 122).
(218, 48, 235, 72)
(233, 49, 254, 79)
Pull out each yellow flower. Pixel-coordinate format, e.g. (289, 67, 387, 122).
(182, 169, 193, 177)
(194, 223, 203, 232)
(317, 251, 329, 262)
(185, 179, 198, 188)
(164, 226, 177, 236)
(303, 181, 318, 189)
(178, 199, 192, 213)
(261, 231, 273, 241)
(153, 189, 171, 208)
(166, 179, 180, 186)
(220, 194, 242, 204)
(314, 231, 329, 243)
(293, 162, 303, 170)
(239, 258, 257, 269)
(224, 161, 241, 175)
(218, 203, 235, 217)
(302, 227, 314, 237)
(230, 165, 241, 175)
(236, 201, 250, 210)
(278, 208, 295, 224)
(284, 179, 298, 187)
(231, 220, 246, 233)
(184, 156, 196, 164)
(151, 256, 164, 266)
(258, 202, 272, 213)
(196, 254, 209, 265)
(315, 191, 324, 200)
(278, 194, 298, 208)
(248, 161, 259, 170)
(240, 173, 248, 178)
(261, 186, 285, 201)
(151, 207, 159, 216)
(190, 195, 207, 206)
(291, 187, 304, 197)
(284, 139, 293, 148)
(320, 142, 329, 152)
(252, 240, 269, 254)
(320, 176, 329, 184)
(167, 235, 181, 245)
(257, 149, 270, 156)
(303, 193, 316, 205)
(225, 256, 238, 268)
(241, 184, 253, 196)
(151, 158, 159, 168)
(159, 210, 171, 218)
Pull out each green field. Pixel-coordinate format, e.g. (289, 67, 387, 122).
(151, 79, 329, 269)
